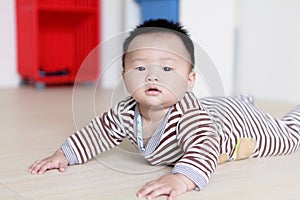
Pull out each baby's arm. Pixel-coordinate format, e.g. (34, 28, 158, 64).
(137, 173, 195, 200)
(28, 100, 128, 174)
(28, 149, 68, 174)
(137, 108, 220, 199)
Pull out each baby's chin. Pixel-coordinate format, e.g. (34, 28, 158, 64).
(141, 99, 180, 110)
(131, 89, 186, 108)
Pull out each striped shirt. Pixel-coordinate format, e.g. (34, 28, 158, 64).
(61, 92, 300, 190)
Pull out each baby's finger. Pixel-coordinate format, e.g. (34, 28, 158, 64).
(34, 161, 49, 174)
(167, 189, 177, 200)
(28, 160, 41, 169)
(58, 167, 66, 172)
(58, 162, 68, 172)
(28, 160, 43, 174)
(137, 182, 163, 198)
(147, 186, 171, 199)
(37, 161, 57, 174)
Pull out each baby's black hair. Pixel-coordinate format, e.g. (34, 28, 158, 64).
(122, 19, 195, 69)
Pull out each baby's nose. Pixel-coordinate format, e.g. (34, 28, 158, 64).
(146, 75, 159, 82)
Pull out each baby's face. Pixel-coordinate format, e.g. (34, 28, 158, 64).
(123, 32, 195, 110)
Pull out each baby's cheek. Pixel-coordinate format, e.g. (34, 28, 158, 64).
(159, 73, 188, 99)
(124, 71, 145, 94)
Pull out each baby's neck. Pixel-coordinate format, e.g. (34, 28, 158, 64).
(138, 105, 169, 141)
(139, 105, 169, 123)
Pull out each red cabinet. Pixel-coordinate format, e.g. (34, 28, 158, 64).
(15, 0, 100, 88)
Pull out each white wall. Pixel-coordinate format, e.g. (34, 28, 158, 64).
(99, 0, 124, 89)
(180, 0, 235, 97)
(0, 0, 18, 87)
(236, 0, 300, 103)
(100, 0, 140, 89)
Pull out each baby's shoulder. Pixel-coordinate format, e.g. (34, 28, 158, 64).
(199, 93, 254, 106)
(176, 92, 204, 113)
(111, 96, 137, 114)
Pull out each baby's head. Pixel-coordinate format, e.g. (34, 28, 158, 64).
(122, 19, 195, 70)
(122, 19, 196, 109)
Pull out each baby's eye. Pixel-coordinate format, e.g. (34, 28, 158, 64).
(135, 66, 146, 71)
(162, 66, 173, 72)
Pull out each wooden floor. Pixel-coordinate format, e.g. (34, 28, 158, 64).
(1, 87, 300, 200)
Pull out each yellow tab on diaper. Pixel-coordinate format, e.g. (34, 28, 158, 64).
(232, 138, 256, 161)
(232, 138, 242, 160)
(218, 138, 255, 164)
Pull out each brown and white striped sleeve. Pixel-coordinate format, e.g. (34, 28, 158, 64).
(172, 93, 220, 190)
(61, 100, 129, 164)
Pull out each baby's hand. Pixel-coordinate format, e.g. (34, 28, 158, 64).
(28, 149, 68, 175)
(136, 173, 195, 200)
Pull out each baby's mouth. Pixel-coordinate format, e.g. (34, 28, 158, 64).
(145, 87, 161, 95)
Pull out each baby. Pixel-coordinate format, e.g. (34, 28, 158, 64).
(29, 19, 300, 200)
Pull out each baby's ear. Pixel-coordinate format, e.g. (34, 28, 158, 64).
(187, 70, 196, 91)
